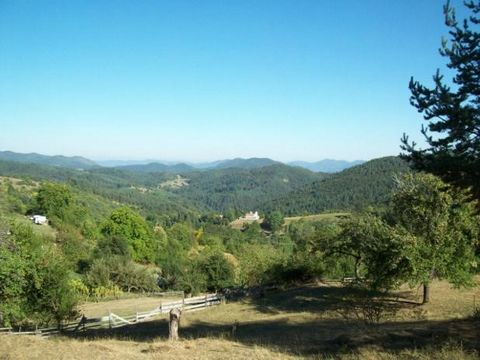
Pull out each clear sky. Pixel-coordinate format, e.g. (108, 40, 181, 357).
(0, 0, 467, 162)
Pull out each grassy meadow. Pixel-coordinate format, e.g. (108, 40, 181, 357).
(283, 212, 350, 225)
(1, 279, 479, 359)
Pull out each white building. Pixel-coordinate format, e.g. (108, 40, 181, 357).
(244, 211, 260, 221)
(31, 215, 48, 225)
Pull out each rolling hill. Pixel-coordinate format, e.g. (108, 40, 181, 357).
(262, 156, 410, 215)
(289, 159, 365, 173)
(170, 163, 327, 212)
(213, 157, 281, 170)
(115, 162, 195, 173)
(0, 151, 99, 169)
(0, 152, 411, 218)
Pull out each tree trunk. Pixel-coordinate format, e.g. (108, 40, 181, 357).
(422, 283, 430, 304)
(169, 308, 181, 341)
(354, 258, 361, 280)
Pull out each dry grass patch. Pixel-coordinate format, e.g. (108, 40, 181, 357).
(2, 279, 480, 359)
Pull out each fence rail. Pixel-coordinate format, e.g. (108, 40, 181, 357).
(2, 293, 223, 338)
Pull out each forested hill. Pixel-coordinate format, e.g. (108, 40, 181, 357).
(288, 159, 365, 173)
(214, 157, 281, 169)
(0, 150, 98, 169)
(0, 160, 199, 224)
(115, 162, 195, 173)
(262, 156, 410, 215)
(0, 155, 409, 217)
(171, 163, 326, 212)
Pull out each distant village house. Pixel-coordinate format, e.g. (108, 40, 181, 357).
(31, 215, 48, 225)
(243, 211, 260, 221)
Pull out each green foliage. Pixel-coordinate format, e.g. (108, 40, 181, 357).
(102, 207, 158, 263)
(327, 173, 479, 301)
(262, 211, 284, 233)
(173, 164, 323, 213)
(56, 223, 95, 271)
(93, 235, 131, 259)
(391, 173, 479, 291)
(90, 285, 123, 300)
(0, 220, 79, 327)
(401, 1, 480, 200)
(85, 256, 158, 293)
(34, 183, 74, 221)
(196, 249, 236, 291)
(333, 214, 413, 290)
(0, 240, 27, 325)
(265, 157, 410, 215)
(166, 223, 194, 251)
(237, 243, 287, 286)
(25, 254, 80, 325)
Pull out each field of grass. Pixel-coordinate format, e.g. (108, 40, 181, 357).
(80, 295, 183, 318)
(284, 212, 350, 225)
(1, 279, 479, 359)
(230, 212, 349, 231)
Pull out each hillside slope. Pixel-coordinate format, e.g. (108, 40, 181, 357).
(115, 162, 195, 173)
(172, 164, 326, 212)
(263, 157, 410, 215)
(0, 160, 199, 223)
(0, 151, 98, 169)
(214, 157, 281, 170)
(289, 159, 365, 173)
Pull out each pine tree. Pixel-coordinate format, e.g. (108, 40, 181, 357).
(401, 1, 480, 200)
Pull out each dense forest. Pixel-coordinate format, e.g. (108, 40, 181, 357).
(264, 157, 411, 215)
(0, 155, 409, 216)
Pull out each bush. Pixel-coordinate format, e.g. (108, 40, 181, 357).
(91, 285, 123, 300)
(196, 249, 236, 292)
(86, 256, 158, 293)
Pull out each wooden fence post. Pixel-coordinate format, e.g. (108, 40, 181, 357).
(169, 308, 181, 341)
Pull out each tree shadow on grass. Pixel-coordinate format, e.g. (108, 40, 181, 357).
(67, 284, 480, 357)
(69, 314, 480, 357)
(247, 284, 416, 316)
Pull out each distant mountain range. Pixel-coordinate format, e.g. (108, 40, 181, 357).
(0, 150, 366, 173)
(0, 151, 98, 169)
(0, 151, 409, 216)
(288, 159, 365, 173)
(104, 157, 364, 173)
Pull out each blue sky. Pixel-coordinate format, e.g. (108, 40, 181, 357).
(0, 0, 466, 162)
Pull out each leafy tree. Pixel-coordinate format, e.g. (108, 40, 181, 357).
(34, 183, 74, 220)
(1, 221, 80, 327)
(166, 223, 194, 251)
(102, 207, 157, 263)
(196, 249, 236, 291)
(237, 243, 287, 286)
(0, 240, 27, 326)
(262, 211, 284, 233)
(94, 235, 131, 259)
(86, 256, 158, 293)
(25, 254, 79, 326)
(391, 173, 479, 303)
(401, 1, 480, 200)
(329, 214, 411, 290)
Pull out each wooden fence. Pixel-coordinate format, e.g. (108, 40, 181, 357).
(1, 293, 222, 337)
